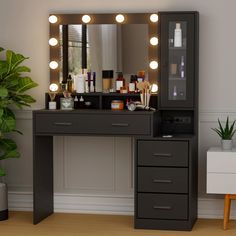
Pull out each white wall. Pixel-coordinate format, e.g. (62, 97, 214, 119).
(1, 0, 236, 218)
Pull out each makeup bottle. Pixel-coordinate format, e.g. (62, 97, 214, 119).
(137, 70, 145, 83)
(174, 23, 182, 47)
(74, 96, 79, 109)
(79, 96, 85, 108)
(92, 72, 96, 92)
(67, 74, 73, 93)
(75, 74, 85, 93)
(179, 56, 185, 78)
(102, 70, 113, 93)
(129, 75, 136, 93)
(87, 71, 91, 93)
(116, 72, 125, 93)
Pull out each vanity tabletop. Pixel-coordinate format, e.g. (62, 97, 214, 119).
(33, 109, 157, 115)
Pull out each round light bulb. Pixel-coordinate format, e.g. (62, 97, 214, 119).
(49, 61, 58, 69)
(49, 38, 58, 46)
(82, 15, 91, 23)
(150, 14, 158, 23)
(149, 61, 158, 70)
(116, 14, 125, 23)
(151, 83, 158, 93)
(150, 37, 158, 46)
(49, 83, 59, 92)
(49, 15, 58, 24)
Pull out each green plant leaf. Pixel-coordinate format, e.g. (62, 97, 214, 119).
(0, 107, 16, 131)
(16, 77, 38, 93)
(0, 138, 17, 151)
(0, 47, 4, 52)
(0, 167, 6, 177)
(0, 149, 20, 160)
(14, 94, 36, 104)
(14, 66, 31, 73)
(0, 86, 8, 98)
(0, 108, 3, 118)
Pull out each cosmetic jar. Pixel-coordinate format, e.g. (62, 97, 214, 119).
(111, 100, 124, 110)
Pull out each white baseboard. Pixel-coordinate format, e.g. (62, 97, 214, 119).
(8, 192, 134, 215)
(8, 191, 236, 219)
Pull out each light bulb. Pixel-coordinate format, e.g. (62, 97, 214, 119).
(49, 83, 59, 92)
(151, 83, 158, 93)
(49, 61, 58, 69)
(150, 37, 158, 46)
(150, 14, 158, 23)
(49, 15, 58, 24)
(82, 15, 91, 23)
(49, 38, 58, 46)
(149, 61, 158, 70)
(116, 14, 125, 23)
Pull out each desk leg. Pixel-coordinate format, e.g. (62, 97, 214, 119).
(223, 194, 231, 230)
(33, 135, 53, 224)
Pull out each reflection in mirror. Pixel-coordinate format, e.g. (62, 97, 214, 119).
(59, 24, 148, 92)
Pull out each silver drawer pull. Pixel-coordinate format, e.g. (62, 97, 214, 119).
(152, 179, 172, 184)
(111, 123, 129, 127)
(153, 206, 172, 210)
(54, 122, 72, 126)
(153, 153, 172, 157)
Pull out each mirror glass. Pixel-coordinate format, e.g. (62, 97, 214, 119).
(59, 24, 149, 92)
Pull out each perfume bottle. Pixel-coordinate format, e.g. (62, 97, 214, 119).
(174, 23, 182, 47)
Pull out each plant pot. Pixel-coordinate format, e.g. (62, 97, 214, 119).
(0, 183, 8, 221)
(221, 139, 233, 151)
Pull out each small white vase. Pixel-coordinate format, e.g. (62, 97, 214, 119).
(221, 139, 233, 150)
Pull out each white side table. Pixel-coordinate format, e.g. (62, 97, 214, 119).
(207, 147, 236, 230)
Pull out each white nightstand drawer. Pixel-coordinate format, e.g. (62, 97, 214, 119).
(207, 148, 236, 173)
(207, 173, 236, 194)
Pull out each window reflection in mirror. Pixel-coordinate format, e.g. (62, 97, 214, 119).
(59, 24, 148, 92)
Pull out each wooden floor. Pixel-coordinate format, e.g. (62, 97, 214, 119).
(1, 212, 236, 236)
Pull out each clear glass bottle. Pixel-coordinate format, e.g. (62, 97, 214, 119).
(179, 56, 185, 78)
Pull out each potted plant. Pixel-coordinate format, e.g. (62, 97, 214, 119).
(0, 47, 38, 220)
(212, 116, 236, 150)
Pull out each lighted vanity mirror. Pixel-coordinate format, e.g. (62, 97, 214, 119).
(49, 13, 158, 87)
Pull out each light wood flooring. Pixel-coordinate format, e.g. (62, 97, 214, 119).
(1, 212, 236, 236)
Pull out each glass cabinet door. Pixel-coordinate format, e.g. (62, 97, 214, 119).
(160, 14, 195, 108)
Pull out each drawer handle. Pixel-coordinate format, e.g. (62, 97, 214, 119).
(153, 153, 172, 157)
(152, 179, 173, 184)
(111, 123, 129, 127)
(54, 122, 72, 126)
(153, 206, 172, 210)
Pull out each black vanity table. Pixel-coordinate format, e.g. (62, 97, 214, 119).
(33, 11, 199, 231)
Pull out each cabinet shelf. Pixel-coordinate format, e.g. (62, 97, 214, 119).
(169, 77, 186, 81)
(169, 46, 186, 50)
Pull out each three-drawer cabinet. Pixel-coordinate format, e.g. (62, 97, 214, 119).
(135, 137, 198, 231)
(207, 147, 236, 194)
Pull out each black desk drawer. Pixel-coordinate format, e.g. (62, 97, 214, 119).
(35, 113, 151, 135)
(138, 141, 188, 167)
(138, 167, 188, 193)
(137, 193, 188, 220)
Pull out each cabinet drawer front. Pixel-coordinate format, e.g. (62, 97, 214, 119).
(207, 152, 236, 173)
(92, 114, 151, 135)
(138, 167, 188, 193)
(207, 173, 236, 194)
(137, 193, 188, 220)
(138, 141, 188, 167)
(35, 114, 81, 134)
(35, 113, 151, 135)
